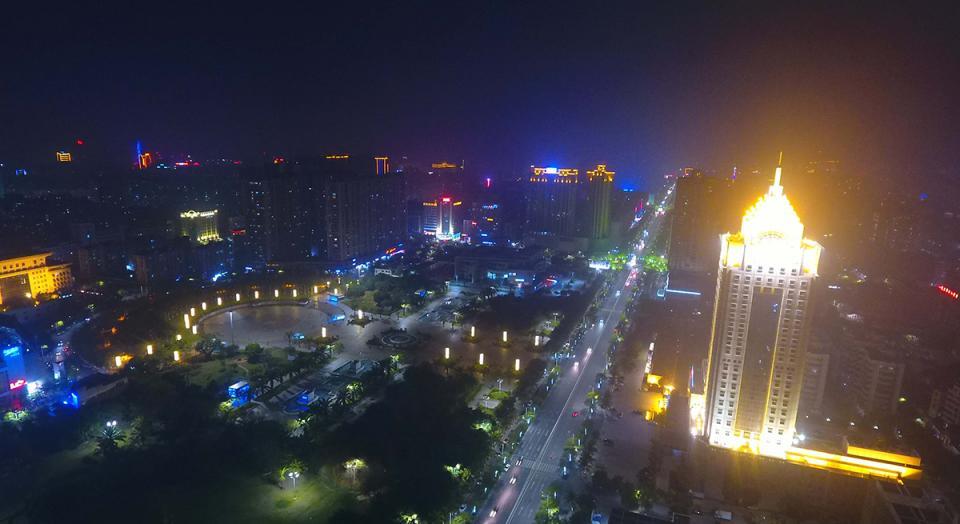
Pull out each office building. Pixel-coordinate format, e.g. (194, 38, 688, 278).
(585, 164, 614, 240)
(179, 209, 221, 244)
(524, 166, 579, 238)
(702, 158, 823, 453)
(375, 156, 390, 175)
(422, 196, 462, 240)
(0, 253, 73, 307)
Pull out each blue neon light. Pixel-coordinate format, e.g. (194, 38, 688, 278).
(2, 347, 20, 358)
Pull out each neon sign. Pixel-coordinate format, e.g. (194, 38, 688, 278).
(937, 284, 959, 300)
(9, 379, 26, 390)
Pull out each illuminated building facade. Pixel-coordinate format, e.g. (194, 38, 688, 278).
(585, 164, 614, 240)
(525, 166, 579, 238)
(0, 253, 73, 307)
(0, 327, 27, 401)
(703, 159, 823, 453)
(375, 156, 389, 175)
(179, 209, 222, 244)
(423, 197, 462, 240)
(56, 151, 72, 163)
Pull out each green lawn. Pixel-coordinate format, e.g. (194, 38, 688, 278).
(160, 467, 353, 523)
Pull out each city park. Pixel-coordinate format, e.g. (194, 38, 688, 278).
(2, 266, 606, 523)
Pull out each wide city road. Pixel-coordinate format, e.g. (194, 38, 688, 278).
(478, 198, 671, 524)
(477, 265, 632, 523)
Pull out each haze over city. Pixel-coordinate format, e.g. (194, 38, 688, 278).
(1, 3, 960, 524)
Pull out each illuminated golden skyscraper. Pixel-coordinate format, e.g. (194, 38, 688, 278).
(702, 156, 822, 454)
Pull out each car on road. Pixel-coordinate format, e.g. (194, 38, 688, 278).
(509, 475, 517, 484)
(516, 456, 524, 466)
(489, 507, 498, 518)
(572, 410, 579, 417)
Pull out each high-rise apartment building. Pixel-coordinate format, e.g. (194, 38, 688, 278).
(585, 164, 614, 240)
(702, 159, 823, 453)
(669, 169, 727, 273)
(524, 166, 579, 238)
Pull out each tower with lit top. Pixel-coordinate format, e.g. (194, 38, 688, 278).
(702, 155, 822, 455)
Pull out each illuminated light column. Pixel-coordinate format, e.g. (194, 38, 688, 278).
(479, 353, 484, 366)
(358, 309, 364, 320)
(313, 285, 319, 294)
(201, 301, 207, 311)
(334, 288, 340, 295)
(502, 331, 508, 343)
(217, 297, 223, 306)
(191, 325, 198, 335)
(445, 347, 450, 359)
(702, 155, 822, 454)
(515, 358, 521, 372)
(146, 344, 153, 355)
(292, 289, 298, 298)
(190, 307, 196, 317)
(173, 350, 181, 362)
(254, 290, 260, 300)
(274, 289, 279, 298)
(115, 355, 122, 368)
(183, 314, 191, 329)
(235, 292, 241, 302)
(471, 326, 476, 338)
(534, 335, 541, 346)
(176, 334, 182, 341)
(321, 326, 327, 338)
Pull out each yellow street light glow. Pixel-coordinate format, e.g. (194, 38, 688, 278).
(183, 314, 191, 329)
(515, 358, 520, 371)
(146, 344, 153, 355)
(115, 355, 122, 368)
(502, 331, 508, 343)
(191, 325, 198, 335)
(445, 347, 450, 359)
(479, 353, 484, 365)
(173, 350, 181, 362)
(217, 297, 222, 306)
(201, 301, 207, 311)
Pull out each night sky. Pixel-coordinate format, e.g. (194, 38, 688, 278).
(2, 2, 958, 187)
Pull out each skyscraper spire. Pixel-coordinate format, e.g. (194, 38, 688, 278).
(774, 151, 783, 188)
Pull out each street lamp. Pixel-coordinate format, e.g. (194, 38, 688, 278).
(114, 355, 123, 368)
(254, 290, 260, 300)
(321, 326, 327, 338)
(313, 285, 319, 294)
(292, 289, 298, 298)
(192, 325, 198, 335)
(173, 350, 181, 362)
(479, 353, 484, 366)
(502, 330, 508, 343)
(190, 307, 196, 317)
(287, 470, 300, 488)
(176, 334, 182, 341)
(358, 309, 364, 320)
(201, 301, 207, 311)
(274, 289, 279, 298)
(235, 292, 241, 302)
(535, 335, 541, 346)
(217, 297, 222, 306)
(146, 344, 153, 356)
(515, 358, 520, 372)
(444, 347, 450, 359)
(183, 314, 191, 329)
(470, 325, 476, 338)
